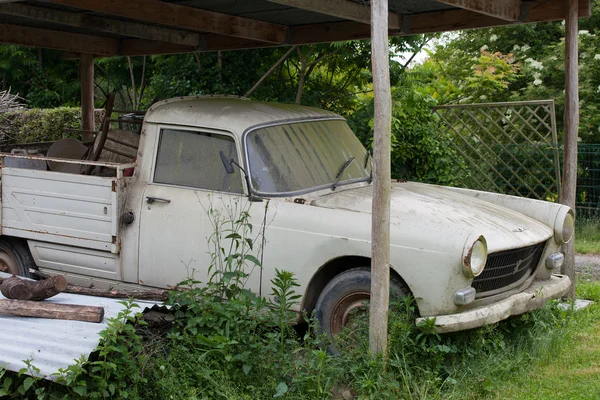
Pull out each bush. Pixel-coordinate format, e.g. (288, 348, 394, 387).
(348, 87, 464, 186)
(0, 107, 82, 145)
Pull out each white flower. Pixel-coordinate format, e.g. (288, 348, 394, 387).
(481, 44, 489, 50)
(490, 34, 498, 42)
(581, 52, 589, 58)
(596, 85, 600, 93)
(479, 95, 488, 100)
(521, 44, 531, 52)
(533, 79, 543, 86)
(512, 44, 521, 51)
(595, 54, 600, 60)
(579, 30, 590, 35)
(525, 58, 544, 70)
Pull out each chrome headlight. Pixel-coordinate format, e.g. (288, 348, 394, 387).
(554, 208, 575, 244)
(463, 236, 488, 278)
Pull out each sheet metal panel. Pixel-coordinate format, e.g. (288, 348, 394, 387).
(1, 167, 118, 253)
(0, 272, 157, 380)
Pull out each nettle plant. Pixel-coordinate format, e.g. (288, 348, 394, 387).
(166, 195, 307, 378)
(201, 194, 269, 300)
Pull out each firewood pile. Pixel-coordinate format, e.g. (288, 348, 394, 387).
(0, 275, 105, 323)
(0, 274, 169, 324)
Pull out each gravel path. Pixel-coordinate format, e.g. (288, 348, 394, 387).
(575, 254, 600, 280)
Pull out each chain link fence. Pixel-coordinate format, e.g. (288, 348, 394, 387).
(577, 144, 600, 216)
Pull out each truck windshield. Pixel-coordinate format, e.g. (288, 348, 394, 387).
(246, 119, 371, 195)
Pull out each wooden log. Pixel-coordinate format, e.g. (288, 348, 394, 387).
(561, 0, 579, 299)
(0, 276, 68, 301)
(369, 0, 392, 356)
(0, 299, 104, 323)
(65, 285, 168, 301)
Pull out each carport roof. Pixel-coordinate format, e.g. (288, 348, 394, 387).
(0, 0, 591, 58)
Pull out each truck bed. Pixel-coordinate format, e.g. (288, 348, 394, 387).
(0, 155, 133, 254)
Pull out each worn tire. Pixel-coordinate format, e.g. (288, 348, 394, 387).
(314, 267, 409, 338)
(0, 238, 33, 277)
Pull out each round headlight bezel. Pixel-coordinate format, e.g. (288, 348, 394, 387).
(554, 208, 575, 244)
(462, 235, 488, 279)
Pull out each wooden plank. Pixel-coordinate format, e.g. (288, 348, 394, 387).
(80, 53, 95, 143)
(268, 0, 402, 30)
(561, 0, 578, 299)
(435, 0, 521, 21)
(0, 23, 117, 55)
(48, 0, 287, 44)
(369, 0, 392, 356)
(0, 299, 104, 323)
(0, 3, 201, 47)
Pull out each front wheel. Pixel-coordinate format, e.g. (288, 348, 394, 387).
(0, 238, 33, 277)
(314, 267, 409, 337)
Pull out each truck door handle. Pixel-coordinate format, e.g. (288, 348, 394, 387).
(146, 196, 171, 204)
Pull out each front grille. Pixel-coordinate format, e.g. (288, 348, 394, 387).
(472, 242, 546, 296)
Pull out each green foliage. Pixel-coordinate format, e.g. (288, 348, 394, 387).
(1, 277, 599, 399)
(349, 84, 462, 185)
(423, 0, 600, 143)
(0, 46, 80, 108)
(575, 217, 600, 255)
(412, 46, 520, 104)
(1, 107, 81, 144)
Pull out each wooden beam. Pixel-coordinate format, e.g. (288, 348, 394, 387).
(0, 3, 201, 47)
(561, 0, 578, 299)
(268, 0, 402, 30)
(0, 23, 117, 56)
(38, 0, 592, 57)
(435, 0, 521, 21)
(80, 54, 95, 142)
(48, 0, 287, 44)
(120, 39, 196, 56)
(369, 0, 392, 356)
(285, 0, 591, 45)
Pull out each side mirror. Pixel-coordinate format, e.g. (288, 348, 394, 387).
(219, 151, 235, 174)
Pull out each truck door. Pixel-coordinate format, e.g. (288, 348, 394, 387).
(138, 127, 261, 292)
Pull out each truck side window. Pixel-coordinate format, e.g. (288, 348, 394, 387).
(153, 129, 243, 194)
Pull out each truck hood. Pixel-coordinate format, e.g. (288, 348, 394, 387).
(310, 182, 553, 253)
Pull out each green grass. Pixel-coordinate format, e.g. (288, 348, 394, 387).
(485, 281, 600, 400)
(575, 217, 600, 254)
(2, 279, 600, 400)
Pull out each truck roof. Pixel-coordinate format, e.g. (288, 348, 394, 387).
(144, 96, 342, 135)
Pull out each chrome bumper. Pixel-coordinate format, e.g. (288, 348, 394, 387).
(416, 274, 571, 333)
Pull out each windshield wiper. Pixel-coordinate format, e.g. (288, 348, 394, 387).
(332, 156, 355, 191)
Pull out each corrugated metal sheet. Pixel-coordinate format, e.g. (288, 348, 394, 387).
(0, 272, 159, 381)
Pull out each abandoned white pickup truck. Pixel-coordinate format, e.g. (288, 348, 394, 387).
(0, 97, 573, 334)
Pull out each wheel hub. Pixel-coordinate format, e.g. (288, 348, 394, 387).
(0, 251, 19, 275)
(330, 291, 370, 334)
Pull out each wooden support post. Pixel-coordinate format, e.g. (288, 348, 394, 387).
(369, 0, 392, 355)
(561, 0, 578, 298)
(80, 53, 95, 144)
